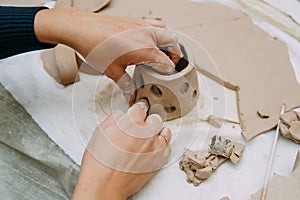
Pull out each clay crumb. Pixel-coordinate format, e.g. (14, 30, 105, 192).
(220, 197, 230, 200)
(207, 115, 223, 128)
(200, 115, 240, 128)
(257, 111, 270, 119)
(179, 136, 245, 186)
(142, 16, 162, 20)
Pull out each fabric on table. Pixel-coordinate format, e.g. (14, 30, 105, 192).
(0, 83, 79, 199)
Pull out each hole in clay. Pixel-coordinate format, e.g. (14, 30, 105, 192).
(150, 85, 162, 97)
(180, 82, 190, 94)
(193, 90, 198, 98)
(160, 44, 189, 73)
(164, 104, 176, 113)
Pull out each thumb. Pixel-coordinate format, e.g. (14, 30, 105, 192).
(140, 48, 176, 74)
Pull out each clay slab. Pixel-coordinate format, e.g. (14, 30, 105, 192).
(101, 0, 300, 140)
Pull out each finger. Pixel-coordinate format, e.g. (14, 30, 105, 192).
(127, 101, 149, 125)
(137, 48, 176, 74)
(144, 114, 164, 135)
(151, 28, 182, 64)
(157, 128, 172, 148)
(99, 110, 125, 129)
(104, 65, 136, 104)
(114, 48, 176, 74)
(167, 50, 181, 65)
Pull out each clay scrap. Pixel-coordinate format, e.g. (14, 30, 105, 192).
(179, 136, 245, 186)
(200, 115, 240, 128)
(279, 110, 300, 143)
(220, 197, 230, 200)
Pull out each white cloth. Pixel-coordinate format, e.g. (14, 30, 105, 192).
(0, 1, 300, 199)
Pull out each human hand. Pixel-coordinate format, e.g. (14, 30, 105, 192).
(35, 7, 181, 102)
(72, 102, 172, 200)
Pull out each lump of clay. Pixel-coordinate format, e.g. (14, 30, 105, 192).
(179, 136, 245, 186)
(279, 111, 300, 143)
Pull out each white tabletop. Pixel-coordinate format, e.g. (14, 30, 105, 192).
(0, 1, 300, 199)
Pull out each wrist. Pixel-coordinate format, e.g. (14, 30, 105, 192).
(34, 7, 107, 56)
(72, 151, 127, 200)
(34, 7, 77, 46)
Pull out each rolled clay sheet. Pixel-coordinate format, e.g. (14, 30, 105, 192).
(100, 0, 300, 140)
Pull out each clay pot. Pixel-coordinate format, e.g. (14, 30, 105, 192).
(133, 60, 199, 121)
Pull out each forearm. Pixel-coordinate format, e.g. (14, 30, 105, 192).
(72, 151, 125, 200)
(34, 7, 78, 50)
(35, 7, 111, 57)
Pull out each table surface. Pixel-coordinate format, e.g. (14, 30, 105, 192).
(0, 1, 300, 199)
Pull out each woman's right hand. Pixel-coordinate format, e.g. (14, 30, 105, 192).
(72, 102, 172, 200)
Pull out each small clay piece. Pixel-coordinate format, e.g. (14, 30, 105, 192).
(229, 143, 245, 165)
(220, 197, 230, 200)
(279, 111, 300, 143)
(289, 121, 300, 141)
(201, 115, 240, 128)
(179, 135, 245, 186)
(257, 111, 270, 119)
(195, 166, 213, 180)
(278, 122, 290, 138)
(280, 111, 298, 127)
(207, 115, 224, 128)
(132, 61, 199, 121)
(209, 135, 234, 158)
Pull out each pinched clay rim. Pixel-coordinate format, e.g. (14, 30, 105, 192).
(140, 62, 195, 81)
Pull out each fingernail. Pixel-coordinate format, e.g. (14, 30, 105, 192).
(150, 113, 163, 123)
(160, 128, 169, 137)
(136, 101, 149, 112)
(152, 63, 175, 74)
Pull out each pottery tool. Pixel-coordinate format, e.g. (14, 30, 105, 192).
(260, 104, 286, 200)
